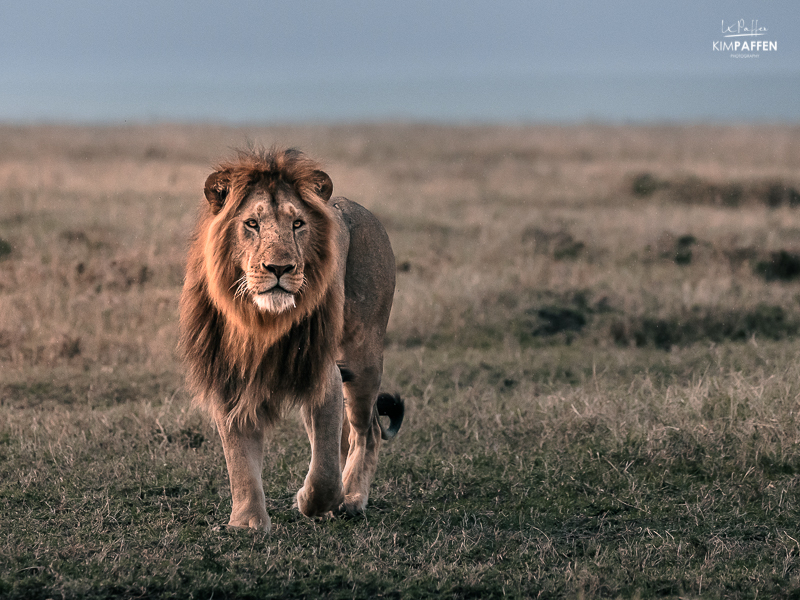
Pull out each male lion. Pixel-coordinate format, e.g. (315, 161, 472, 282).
(180, 147, 403, 532)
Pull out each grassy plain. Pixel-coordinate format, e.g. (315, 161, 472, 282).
(1, 123, 800, 598)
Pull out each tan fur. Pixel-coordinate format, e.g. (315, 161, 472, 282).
(179, 147, 399, 531)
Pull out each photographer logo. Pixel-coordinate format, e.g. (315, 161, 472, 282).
(713, 19, 777, 58)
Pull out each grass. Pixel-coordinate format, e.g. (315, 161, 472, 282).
(1, 123, 800, 598)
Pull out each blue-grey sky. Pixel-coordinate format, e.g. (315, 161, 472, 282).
(1, 1, 798, 122)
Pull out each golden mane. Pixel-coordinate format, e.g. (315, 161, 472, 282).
(179, 147, 343, 426)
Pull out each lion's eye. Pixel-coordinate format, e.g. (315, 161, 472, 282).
(293, 219, 305, 230)
(244, 219, 259, 230)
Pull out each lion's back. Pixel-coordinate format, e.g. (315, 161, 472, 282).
(332, 198, 395, 333)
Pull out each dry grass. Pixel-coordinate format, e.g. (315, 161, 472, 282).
(2, 123, 800, 370)
(1, 123, 800, 598)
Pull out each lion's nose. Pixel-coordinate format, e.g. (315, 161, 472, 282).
(264, 264, 296, 279)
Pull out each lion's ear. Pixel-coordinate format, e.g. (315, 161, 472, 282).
(311, 170, 333, 202)
(204, 169, 231, 214)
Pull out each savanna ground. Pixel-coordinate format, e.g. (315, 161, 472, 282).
(1, 123, 800, 599)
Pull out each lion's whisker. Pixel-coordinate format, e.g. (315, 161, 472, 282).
(232, 275, 249, 301)
(229, 276, 243, 292)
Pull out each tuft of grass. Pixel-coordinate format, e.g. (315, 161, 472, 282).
(0, 237, 12, 260)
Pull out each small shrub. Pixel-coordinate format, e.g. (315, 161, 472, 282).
(671, 177, 743, 207)
(521, 228, 586, 260)
(0, 238, 12, 260)
(58, 336, 82, 359)
(673, 234, 697, 265)
(755, 250, 800, 282)
(632, 173, 661, 197)
(765, 182, 800, 208)
(613, 304, 797, 349)
(641, 175, 800, 208)
(499, 293, 600, 346)
(553, 239, 585, 260)
(530, 306, 588, 336)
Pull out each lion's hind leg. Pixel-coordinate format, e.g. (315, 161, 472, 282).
(296, 363, 345, 517)
(340, 365, 385, 515)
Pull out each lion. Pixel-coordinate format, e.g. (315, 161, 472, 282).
(179, 147, 403, 532)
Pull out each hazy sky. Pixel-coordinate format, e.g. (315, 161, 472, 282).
(1, 1, 798, 122)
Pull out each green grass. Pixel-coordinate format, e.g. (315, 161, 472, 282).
(1, 123, 800, 598)
(3, 341, 799, 598)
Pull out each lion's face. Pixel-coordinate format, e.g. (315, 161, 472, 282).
(233, 183, 312, 314)
(197, 151, 336, 333)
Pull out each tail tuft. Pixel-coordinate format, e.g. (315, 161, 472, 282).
(337, 363, 356, 383)
(376, 393, 404, 440)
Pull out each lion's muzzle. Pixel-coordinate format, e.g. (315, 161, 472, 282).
(249, 263, 303, 314)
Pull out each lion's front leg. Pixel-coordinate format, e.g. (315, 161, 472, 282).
(214, 411, 271, 532)
(296, 366, 345, 517)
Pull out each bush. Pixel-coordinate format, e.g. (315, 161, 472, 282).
(631, 173, 661, 197)
(613, 304, 797, 349)
(755, 250, 800, 282)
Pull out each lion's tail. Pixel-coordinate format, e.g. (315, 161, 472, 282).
(376, 392, 404, 440)
(338, 363, 404, 440)
(338, 364, 356, 383)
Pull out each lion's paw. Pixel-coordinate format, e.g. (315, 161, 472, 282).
(341, 492, 368, 516)
(296, 485, 342, 518)
(227, 512, 271, 533)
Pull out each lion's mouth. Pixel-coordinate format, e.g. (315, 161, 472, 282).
(252, 288, 296, 314)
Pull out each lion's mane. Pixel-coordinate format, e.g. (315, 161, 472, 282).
(179, 148, 343, 426)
